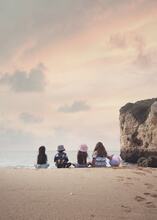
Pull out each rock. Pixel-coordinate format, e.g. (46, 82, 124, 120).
(120, 98, 157, 163)
(147, 156, 157, 167)
(137, 156, 157, 168)
(137, 157, 149, 167)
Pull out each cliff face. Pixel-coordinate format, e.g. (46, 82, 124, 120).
(120, 98, 157, 163)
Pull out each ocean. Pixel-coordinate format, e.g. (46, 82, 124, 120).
(0, 150, 120, 168)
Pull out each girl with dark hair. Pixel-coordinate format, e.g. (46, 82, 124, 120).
(35, 146, 49, 168)
(92, 142, 110, 167)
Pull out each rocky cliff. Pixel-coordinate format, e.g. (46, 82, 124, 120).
(120, 98, 157, 163)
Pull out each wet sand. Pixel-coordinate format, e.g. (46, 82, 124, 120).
(0, 167, 157, 220)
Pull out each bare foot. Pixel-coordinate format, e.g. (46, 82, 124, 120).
(145, 201, 156, 208)
(121, 205, 132, 213)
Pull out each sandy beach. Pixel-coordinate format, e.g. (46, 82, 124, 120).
(0, 167, 157, 220)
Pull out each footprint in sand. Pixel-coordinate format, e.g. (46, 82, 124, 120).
(135, 196, 146, 202)
(117, 176, 134, 186)
(125, 177, 133, 184)
(144, 183, 153, 189)
(124, 182, 133, 186)
(126, 177, 132, 180)
(150, 193, 157, 198)
(90, 214, 95, 218)
(117, 176, 124, 182)
(143, 192, 157, 199)
(143, 169, 152, 174)
(121, 205, 132, 213)
(145, 201, 156, 208)
(143, 192, 151, 196)
(134, 171, 146, 176)
(138, 168, 153, 174)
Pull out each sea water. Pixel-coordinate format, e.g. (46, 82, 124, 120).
(0, 150, 120, 168)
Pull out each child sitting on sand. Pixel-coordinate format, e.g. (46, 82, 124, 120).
(36, 146, 49, 168)
(54, 145, 71, 168)
(74, 144, 89, 168)
(109, 155, 122, 167)
(92, 142, 111, 167)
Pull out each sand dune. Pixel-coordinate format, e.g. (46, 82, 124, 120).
(0, 167, 157, 220)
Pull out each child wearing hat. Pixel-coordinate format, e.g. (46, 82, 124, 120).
(74, 144, 90, 168)
(54, 145, 71, 168)
(109, 155, 122, 167)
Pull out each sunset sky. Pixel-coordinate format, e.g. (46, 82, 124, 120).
(0, 0, 157, 152)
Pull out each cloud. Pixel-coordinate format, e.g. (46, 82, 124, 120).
(109, 34, 127, 49)
(0, 64, 46, 92)
(108, 33, 156, 69)
(134, 52, 152, 68)
(0, 0, 154, 63)
(0, 0, 103, 63)
(108, 33, 146, 50)
(58, 101, 90, 113)
(133, 35, 155, 69)
(20, 112, 43, 123)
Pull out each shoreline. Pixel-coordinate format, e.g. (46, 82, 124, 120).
(0, 163, 137, 169)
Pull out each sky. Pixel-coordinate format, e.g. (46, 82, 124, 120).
(0, 0, 157, 152)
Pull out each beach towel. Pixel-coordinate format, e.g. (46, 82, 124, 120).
(35, 163, 49, 169)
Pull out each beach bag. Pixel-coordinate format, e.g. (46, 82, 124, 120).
(75, 164, 88, 168)
(110, 155, 122, 167)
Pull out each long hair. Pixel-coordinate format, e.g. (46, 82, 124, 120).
(39, 146, 46, 154)
(37, 146, 47, 164)
(77, 151, 88, 165)
(94, 142, 107, 157)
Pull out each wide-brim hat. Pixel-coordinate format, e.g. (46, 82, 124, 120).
(79, 144, 88, 152)
(57, 145, 65, 152)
